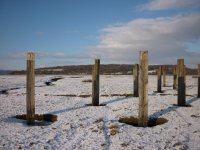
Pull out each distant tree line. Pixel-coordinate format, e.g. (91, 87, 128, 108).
(9, 64, 197, 75)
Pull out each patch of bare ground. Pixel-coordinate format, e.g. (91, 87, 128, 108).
(119, 116, 168, 127)
(15, 114, 57, 123)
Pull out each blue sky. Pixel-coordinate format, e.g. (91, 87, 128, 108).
(0, 0, 200, 70)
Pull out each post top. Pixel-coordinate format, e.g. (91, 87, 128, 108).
(139, 50, 148, 53)
(95, 59, 100, 63)
(177, 58, 184, 62)
(177, 59, 184, 65)
(27, 52, 35, 60)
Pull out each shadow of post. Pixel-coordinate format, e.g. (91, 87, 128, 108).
(149, 96, 199, 119)
(102, 97, 130, 105)
(49, 105, 87, 115)
(186, 97, 199, 104)
(48, 96, 129, 115)
(102, 119, 111, 149)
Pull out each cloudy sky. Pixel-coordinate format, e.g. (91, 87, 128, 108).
(0, 0, 200, 70)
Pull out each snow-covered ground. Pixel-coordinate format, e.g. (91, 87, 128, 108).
(0, 75, 200, 150)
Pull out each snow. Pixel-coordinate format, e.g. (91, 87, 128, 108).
(0, 75, 200, 150)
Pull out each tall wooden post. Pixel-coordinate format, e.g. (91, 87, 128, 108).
(157, 66, 162, 93)
(26, 52, 35, 125)
(198, 64, 200, 98)
(173, 66, 177, 89)
(177, 59, 186, 106)
(92, 59, 100, 106)
(133, 64, 139, 97)
(138, 51, 148, 127)
(162, 65, 166, 87)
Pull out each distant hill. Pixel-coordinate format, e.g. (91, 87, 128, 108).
(9, 64, 198, 75)
(0, 70, 13, 75)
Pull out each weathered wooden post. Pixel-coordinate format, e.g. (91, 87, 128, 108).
(26, 52, 35, 125)
(162, 65, 167, 87)
(198, 64, 200, 98)
(177, 59, 186, 106)
(138, 51, 148, 127)
(157, 66, 162, 93)
(173, 66, 177, 89)
(133, 64, 139, 97)
(92, 59, 100, 106)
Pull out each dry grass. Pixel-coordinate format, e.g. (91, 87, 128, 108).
(70, 76, 82, 78)
(101, 143, 107, 147)
(45, 93, 134, 98)
(191, 114, 200, 118)
(101, 94, 109, 97)
(110, 93, 133, 97)
(78, 94, 91, 98)
(154, 118, 168, 126)
(92, 129, 99, 133)
(121, 142, 129, 147)
(82, 79, 92, 83)
(119, 116, 138, 126)
(56, 94, 77, 97)
(46, 94, 91, 97)
(110, 129, 119, 136)
(94, 118, 103, 123)
(163, 85, 172, 87)
(101, 93, 133, 97)
(109, 124, 119, 129)
(159, 93, 194, 97)
(109, 124, 119, 136)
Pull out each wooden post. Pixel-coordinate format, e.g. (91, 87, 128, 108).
(92, 59, 100, 106)
(26, 52, 35, 124)
(157, 66, 162, 93)
(173, 66, 177, 89)
(138, 51, 148, 127)
(177, 59, 186, 106)
(162, 65, 166, 87)
(133, 64, 139, 97)
(198, 64, 200, 98)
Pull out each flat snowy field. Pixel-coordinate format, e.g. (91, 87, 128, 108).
(0, 75, 200, 150)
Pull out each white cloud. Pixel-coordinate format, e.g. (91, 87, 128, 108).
(89, 13, 200, 67)
(140, 0, 200, 11)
